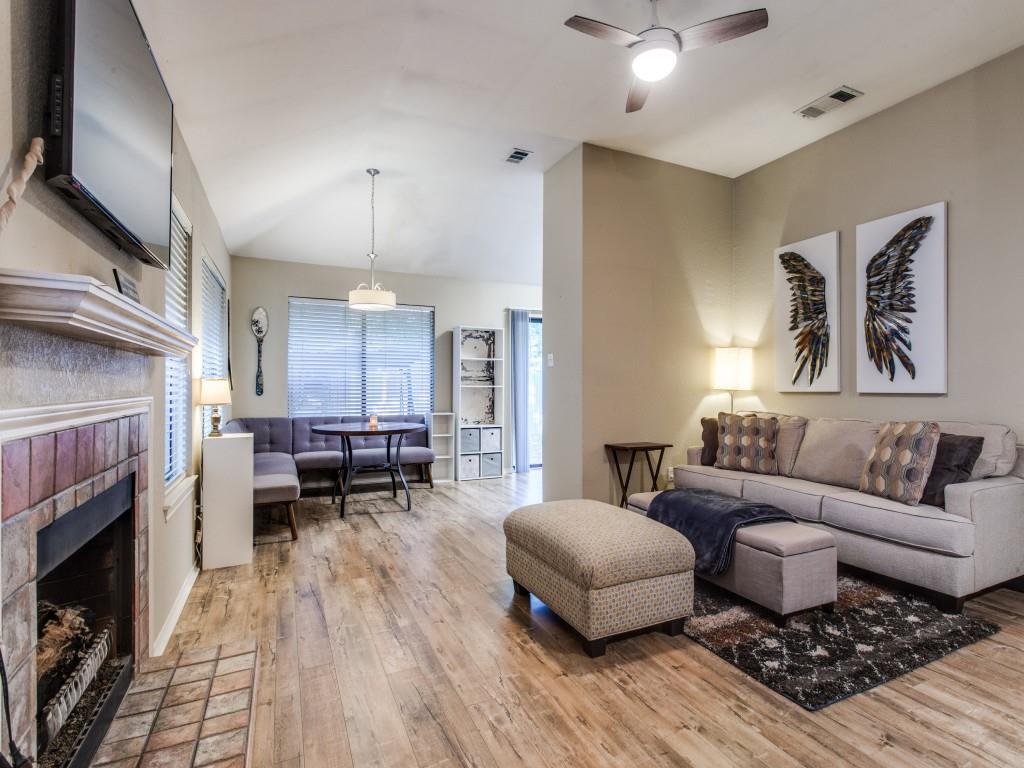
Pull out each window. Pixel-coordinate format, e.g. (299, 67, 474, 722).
(200, 260, 228, 436)
(287, 297, 435, 417)
(164, 208, 191, 485)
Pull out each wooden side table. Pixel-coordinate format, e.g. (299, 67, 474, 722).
(605, 442, 673, 508)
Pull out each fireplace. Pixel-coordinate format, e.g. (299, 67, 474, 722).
(34, 476, 135, 768)
(1, 404, 151, 765)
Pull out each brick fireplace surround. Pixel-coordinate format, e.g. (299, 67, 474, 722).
(0, 399, 152, 760)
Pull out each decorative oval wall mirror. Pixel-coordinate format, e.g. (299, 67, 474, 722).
(251, 307, 268, 396)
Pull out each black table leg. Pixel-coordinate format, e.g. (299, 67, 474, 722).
(340, 435, 355, 518)
(647, 448, 666, 492)
(386, 434, 397, 498)
(609, 447, 639, 508)
(394, 433, 412, 511)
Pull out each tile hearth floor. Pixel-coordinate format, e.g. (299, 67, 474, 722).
(94, 640, 256, 767)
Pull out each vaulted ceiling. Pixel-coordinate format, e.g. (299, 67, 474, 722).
(134, 0, 1024, 284)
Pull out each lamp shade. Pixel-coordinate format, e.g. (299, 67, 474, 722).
(712, 348, 753, 391)
(348, 287, 396, 311)
(199, 377, 232, 406)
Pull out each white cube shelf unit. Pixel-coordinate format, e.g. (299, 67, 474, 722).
(453, 326, 504, 480)
(430, 412, 455, 483)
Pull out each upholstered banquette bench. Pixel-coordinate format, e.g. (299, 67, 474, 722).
(224, 415, 436, 533)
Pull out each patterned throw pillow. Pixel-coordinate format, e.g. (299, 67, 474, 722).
(859, 421, 941, 506)
(715, 413, 779, 474)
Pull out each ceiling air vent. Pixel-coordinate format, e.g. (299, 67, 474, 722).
(505, 147, 533, 164)
(796, 85, 864, 119)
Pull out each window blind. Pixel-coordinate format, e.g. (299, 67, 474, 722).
(200, 261, 228, 436)
(164, 210, 191, 484)
(288, 297, 435, 417)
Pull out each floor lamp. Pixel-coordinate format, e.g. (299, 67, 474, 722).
(712, 347, 753, 413)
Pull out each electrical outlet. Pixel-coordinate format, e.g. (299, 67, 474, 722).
(546, 353, 554, 367)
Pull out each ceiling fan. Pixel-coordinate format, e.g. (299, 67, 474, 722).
(565, 0, 769, 113)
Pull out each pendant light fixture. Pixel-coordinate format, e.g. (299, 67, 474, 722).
(348, 168, 396, 311)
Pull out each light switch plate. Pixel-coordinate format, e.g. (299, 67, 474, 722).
(546, 353, 554, 367)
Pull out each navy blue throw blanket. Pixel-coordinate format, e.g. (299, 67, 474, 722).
(647, 489, 795, 575)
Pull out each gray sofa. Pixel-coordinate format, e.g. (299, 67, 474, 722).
(674, 415, 1024, 611)
(223, 414, 435, 507)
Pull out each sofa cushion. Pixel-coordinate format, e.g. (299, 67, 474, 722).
(674, 465, 747, 498)
(935, 421, 1018, 479)
(859, 421, 940, 506)
(291, 417, 344, 453)
(715, 413, 779, 475)
(741, 475, 838, 522)
(821, 492, 974, 557)
(225, 418, 293, 454)
(253, 473, 300, 505)
(294, 450, 345, 472)
(254, 452, 298, 476)
(791, 418, 879, 489)
(351, 447, 436, 467)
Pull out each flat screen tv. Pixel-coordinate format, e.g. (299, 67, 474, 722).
(46, 0, 173, 269)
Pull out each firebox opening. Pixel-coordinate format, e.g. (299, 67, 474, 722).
(35, 475, 135, 768)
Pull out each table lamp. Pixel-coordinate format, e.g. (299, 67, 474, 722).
(712, 347, 753, 414)
(199, 377, 232, 437)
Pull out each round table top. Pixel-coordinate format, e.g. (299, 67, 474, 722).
(311, 422, 426, 437)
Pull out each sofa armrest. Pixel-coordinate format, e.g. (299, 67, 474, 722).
(944, 475, 1024, 522)
(686, 446, 702, 466)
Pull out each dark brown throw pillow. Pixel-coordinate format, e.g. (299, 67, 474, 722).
(920, 434, 985, 508)
(700, 417, 719, 466)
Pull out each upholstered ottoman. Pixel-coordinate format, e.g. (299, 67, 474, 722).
(629, 491, 837, 625)
(503, 499, 695, 657)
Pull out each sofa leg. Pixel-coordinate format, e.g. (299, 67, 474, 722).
(582, 638, 607, 658)
(512, 580, 530, 598)
(661, 618, 686, 637)
(287, 502, 298, 541)
(427, 463, 434, 489)
(934, 594, 965, 614)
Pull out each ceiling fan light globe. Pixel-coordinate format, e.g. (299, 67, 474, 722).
(632, 46, 677, 82)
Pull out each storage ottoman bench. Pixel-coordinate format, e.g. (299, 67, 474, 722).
(503, 499, 695, 657)
(629, 491, 837, 625)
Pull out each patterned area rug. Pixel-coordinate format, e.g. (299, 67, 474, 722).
(684, 576, 999, 710)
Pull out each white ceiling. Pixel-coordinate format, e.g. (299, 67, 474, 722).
(134, 0, 1024, 285)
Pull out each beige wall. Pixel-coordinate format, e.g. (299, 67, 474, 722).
(542, 147, 583, 501)
(732, 44, 1024, 438)
(543, 145, 733, 504)
(0, 0, 231, 653)
(228, 256, 541, 462)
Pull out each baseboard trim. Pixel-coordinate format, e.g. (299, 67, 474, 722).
(151, 564, 199, 657)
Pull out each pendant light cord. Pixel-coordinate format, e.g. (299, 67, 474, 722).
(367, 168, 379, 290)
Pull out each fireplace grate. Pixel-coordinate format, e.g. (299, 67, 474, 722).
(41, 628, 111, 743)
(37, 656, 131, 768)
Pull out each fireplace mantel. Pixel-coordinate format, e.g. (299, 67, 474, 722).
(0, 268, 197, 357)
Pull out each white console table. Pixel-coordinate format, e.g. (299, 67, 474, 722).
(201, 433, 253, 569)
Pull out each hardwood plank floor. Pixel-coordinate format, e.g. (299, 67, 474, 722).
(168, 473, 1024, 767)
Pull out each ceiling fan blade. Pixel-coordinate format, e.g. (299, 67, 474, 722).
(625, 78, 650, 113)
(678, 8, 769, 52)
(565, 15, 644, 47)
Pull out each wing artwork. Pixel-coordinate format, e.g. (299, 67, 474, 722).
(863, 216, 934, 381)
(779, 252, 829, 385)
